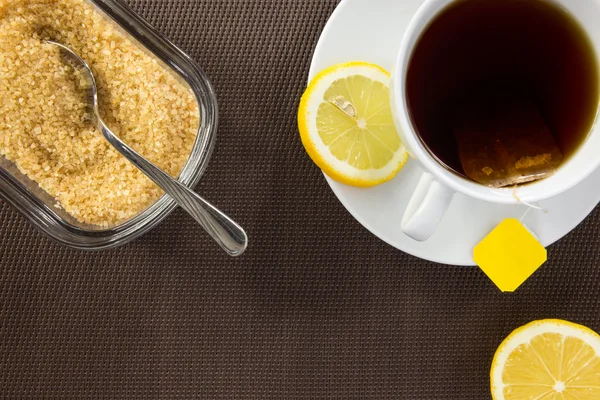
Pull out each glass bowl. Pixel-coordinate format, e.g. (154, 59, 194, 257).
(0, 0, 218, 250)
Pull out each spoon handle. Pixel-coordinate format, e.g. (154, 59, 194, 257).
(99, 124, 248, 256)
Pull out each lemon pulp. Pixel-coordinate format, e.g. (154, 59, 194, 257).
(317, 75, 400, 170)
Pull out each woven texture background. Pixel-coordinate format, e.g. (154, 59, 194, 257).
(2, 0, 600, 398)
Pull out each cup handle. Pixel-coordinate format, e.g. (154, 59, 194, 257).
(401, 172, 455, 242)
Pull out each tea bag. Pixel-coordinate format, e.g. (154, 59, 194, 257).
(450, 96, 563, 187)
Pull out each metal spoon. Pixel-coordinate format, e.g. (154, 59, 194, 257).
(46, 40, 247, 256)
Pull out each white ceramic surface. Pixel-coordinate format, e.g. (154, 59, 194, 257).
(308, 0, 600, 266)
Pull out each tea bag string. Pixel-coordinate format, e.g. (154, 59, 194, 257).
(513, 187, 548, 223)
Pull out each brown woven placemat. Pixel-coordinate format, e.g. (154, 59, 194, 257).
(2, 0, 600, 398)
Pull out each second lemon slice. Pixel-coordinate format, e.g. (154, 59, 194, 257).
(491, 319, 600, 400)
(298, 62, 408, 187)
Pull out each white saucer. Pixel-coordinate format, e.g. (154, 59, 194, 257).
(309, 0, 600, 266)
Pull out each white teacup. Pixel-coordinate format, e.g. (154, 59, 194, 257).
(391, 0, 600, 242)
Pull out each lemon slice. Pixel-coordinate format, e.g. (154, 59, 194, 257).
(298, 62, 408, 187)
(491, 319, 600, 400)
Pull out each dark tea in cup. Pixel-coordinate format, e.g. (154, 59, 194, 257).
(405, 0, 599, 187)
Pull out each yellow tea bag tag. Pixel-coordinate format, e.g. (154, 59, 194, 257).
(474, 218, 547, 292)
